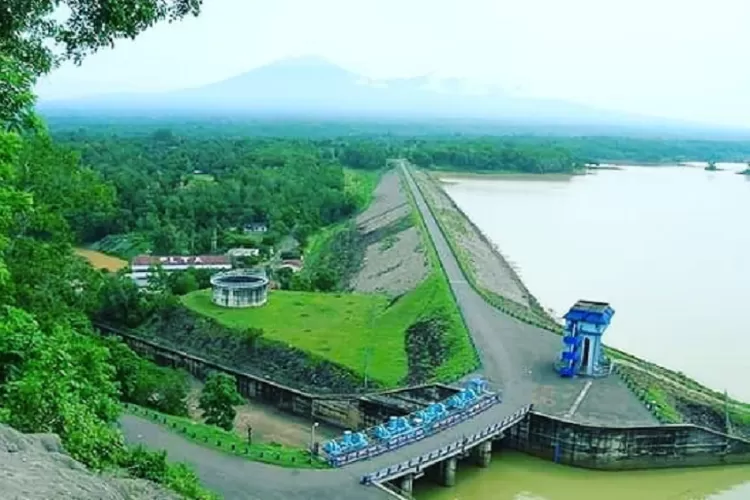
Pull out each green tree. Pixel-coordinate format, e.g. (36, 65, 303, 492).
(0, 0, 216, 497)
(104, 337, 189, 416)
(1, 0, 201, 128)
(96, 272, 155, 327)
(198, 372, 243, 431)
(167, 269, 200, 296)
(311, 266, 337, 292)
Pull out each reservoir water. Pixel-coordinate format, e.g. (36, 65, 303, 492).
(442, 165, 750, 401)
(418, 165, 750, 500)
(413, 450, 750, 500)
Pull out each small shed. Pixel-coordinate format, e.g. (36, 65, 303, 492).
(557, 300, 615, 378)
(243, 222, 268, 234)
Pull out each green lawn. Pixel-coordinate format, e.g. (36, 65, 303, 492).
(182, 166, 478, 387)
(183, 268, 475, 387)
(183, 289, 404, 385)
(124, 404, 328, 469)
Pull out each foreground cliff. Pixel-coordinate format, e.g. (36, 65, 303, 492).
(0, 424, 178, 500)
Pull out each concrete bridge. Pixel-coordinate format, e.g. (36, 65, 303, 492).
(120, 162, 657, 499)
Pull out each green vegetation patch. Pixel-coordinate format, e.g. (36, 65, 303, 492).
(344, 167, 380, 210)
(182, 276, 475, 387)
(184, 172, 216, 185)
(298, 221, 364, 291)
(182, 289, 403, 384)
(616, 362, 750, 437)
(125, 404, 328, 469)
(90, 233, 151, 260)
(398, 170, 480, 381)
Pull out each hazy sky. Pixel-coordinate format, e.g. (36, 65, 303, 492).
(36, 0, 750, 127)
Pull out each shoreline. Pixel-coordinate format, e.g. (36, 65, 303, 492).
(412, 164, 750, 434)
(416, 169, 561, 331)
(433, 170, 585, 181)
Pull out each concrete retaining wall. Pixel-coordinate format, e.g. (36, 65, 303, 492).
(96, 323, 454, 431)
(507, 411, 750, 470)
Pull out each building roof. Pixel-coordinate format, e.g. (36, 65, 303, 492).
(563, 300, 615, 325)
(280, 259, 303, 268)
(131, 255, 231, 267)
(227, 247, 260, 257)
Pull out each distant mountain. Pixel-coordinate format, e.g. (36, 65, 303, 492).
(36, 56, 750, 137)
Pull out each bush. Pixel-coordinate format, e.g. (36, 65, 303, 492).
(120, 446, 218, 500)
(104, 337, 190, 416)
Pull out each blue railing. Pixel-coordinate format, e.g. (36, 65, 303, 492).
(360, 403, 533, 485)
(327, 392, 502, 467)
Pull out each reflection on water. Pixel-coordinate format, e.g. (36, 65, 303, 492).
(442, 165, 750, 401)
(413, 451, 750, 500)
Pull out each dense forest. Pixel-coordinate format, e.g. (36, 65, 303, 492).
(61, 133, 370, 255)
(50, 128, 586, 258)
(49, 114, 750, 165)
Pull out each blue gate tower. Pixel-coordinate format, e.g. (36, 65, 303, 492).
(557, 300, 614, 378)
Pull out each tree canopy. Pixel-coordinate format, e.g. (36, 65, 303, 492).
(198, 372, 243, 431)
(1, 0, 201, 128)
(0, 1, 215, 498)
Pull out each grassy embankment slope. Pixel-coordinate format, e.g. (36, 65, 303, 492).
(182, 167, 478, 388)
(413, 165, 750, 435)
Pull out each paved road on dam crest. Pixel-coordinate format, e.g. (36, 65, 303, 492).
(120, 163, 655, 499)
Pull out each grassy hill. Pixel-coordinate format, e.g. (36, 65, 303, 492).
(179, 168, 478, 389)
(182, 265, 475, 387)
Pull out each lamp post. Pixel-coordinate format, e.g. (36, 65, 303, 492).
(310, 422, 319, 455)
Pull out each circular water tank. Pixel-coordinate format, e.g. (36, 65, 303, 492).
(210, 269, 269, 308)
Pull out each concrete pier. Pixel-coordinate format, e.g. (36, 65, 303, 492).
(399, 474, 413, 495)
(473, 440, 493, 468)
(440, 457, 457, 487)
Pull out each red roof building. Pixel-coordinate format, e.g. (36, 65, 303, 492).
(130, 254, 232, 287)
(131, 255, 232, 269)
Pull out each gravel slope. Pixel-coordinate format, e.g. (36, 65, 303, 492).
(413, 169, 531, 307)
(349, 171, 429, 295)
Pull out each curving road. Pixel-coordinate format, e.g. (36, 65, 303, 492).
(120, 162, 655, 499)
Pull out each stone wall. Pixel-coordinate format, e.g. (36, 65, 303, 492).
(507, 411, 750, 470)
(96, 323, 453, 431)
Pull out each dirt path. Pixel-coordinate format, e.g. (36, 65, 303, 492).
(75, 248, 128, 272)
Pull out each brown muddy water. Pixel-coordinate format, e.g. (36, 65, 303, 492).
(428, 164, 750, 499)
(442, 164, 750, 401)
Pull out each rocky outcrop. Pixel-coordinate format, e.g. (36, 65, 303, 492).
(0, 424, 178, 500)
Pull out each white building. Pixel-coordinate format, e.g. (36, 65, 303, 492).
(130, 255, 232, 287)
(227, 247, 261, 258)
(243, 222, 268, 234)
